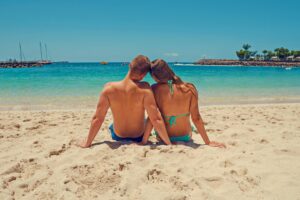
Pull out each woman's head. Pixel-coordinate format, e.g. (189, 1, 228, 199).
(150, 59, 178, 83)
(150, 59, 197, 97)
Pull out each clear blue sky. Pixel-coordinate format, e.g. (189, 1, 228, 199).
(0, 0, 299, 62)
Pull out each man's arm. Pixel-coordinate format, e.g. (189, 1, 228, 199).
(140, 117, 153, 144)
(190, 93, 226, 148)
(78, 86, 110, 148)
(143, 87, 171, 145)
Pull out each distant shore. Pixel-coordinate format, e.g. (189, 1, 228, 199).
(195, 59, 300, 67)
(0, 61, 52, 68)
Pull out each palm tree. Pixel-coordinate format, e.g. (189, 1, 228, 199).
(262, 50, 268, 60)
(236, 50, 246, 60)
(236, 44, 256, 60)
(242, 44, 251, 51)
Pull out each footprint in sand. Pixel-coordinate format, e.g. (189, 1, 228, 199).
(169, 176, 190, 191)
(2, 159, 50, 193)
(147, 169, 166, 183)
(238, 175, 261, 192)
(117, 161, 131, 171)
(2, 163, 23, 175)
(67, 164, 121, 195)
(228, 167, 260, 192)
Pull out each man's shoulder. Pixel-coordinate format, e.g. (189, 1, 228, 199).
(137, 81, 151, 89)
(102, 81, 119, 94)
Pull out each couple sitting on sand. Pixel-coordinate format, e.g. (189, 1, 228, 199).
(78, 55, 225, 148)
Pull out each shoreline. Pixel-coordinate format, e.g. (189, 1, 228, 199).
(1, 101, 300, 112)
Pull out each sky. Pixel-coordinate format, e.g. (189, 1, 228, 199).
(0, 0, 299, 62)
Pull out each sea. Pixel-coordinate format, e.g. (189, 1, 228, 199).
(1, 62, 300, 110)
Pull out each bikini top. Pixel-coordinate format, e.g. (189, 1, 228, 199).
(163, 80, 190, 127)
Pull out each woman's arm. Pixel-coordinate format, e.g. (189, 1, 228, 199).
(190, 92, 226, 148)
(140, 117, 153, 144)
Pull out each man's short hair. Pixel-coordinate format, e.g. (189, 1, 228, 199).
(129, 55, 151, 75)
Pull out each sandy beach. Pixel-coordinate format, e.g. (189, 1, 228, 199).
(0, 103, 300, 200)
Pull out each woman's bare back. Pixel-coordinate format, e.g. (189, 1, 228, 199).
(152, 83, 193, 136)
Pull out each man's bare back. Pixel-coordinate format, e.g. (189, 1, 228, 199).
(105, 79, 152, 137)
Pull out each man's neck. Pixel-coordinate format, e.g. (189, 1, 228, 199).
(123, 72, 138, 83)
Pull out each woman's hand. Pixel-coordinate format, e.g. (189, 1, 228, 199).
(137, 140, 148, 145)
(207, 141, 226, 148)
(76, 138, 91, 148)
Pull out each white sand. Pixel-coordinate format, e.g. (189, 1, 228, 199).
(0, 103, 300, 200)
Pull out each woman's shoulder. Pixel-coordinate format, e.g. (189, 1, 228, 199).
(151, 83, 169, 94)
(180, 82, 198, 98)
(151, 83, 166, 89)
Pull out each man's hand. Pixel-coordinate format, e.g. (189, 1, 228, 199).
(207, 141, 226, 148)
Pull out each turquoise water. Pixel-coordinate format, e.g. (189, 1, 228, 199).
(1, 62, 300, 109)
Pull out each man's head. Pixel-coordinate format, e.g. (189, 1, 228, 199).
(128, 55, 151, 81)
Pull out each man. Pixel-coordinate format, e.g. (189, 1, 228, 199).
(78, 55, 171, 148)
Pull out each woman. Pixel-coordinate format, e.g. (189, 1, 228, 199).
(141, 59, 225, 148)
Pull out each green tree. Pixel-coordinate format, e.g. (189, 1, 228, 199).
(262, 50, 268, 60)
(266, 51, 275, 60)
(236, 44, 256, 60)
(274, 47, 290, 60)
(236, 50, 246, 60)
(242, 44, 251, 51)
(291, 50, 300, 57)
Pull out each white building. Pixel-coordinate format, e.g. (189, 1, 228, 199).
(286, 56, 294, 61)
(270, 56, 279, 61)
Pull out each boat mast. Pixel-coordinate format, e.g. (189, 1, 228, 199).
(19, 42, 22, 62)
(39, 42, 43, 61)
(44, 44, 48, 61)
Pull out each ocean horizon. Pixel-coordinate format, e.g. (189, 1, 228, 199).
(1, 62, 300, 110)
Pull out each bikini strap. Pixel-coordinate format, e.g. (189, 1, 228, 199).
(164, 113, 190, 127)
(167, 80, 174, 95)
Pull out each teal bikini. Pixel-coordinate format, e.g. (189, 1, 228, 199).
(155, 81, 192, 142)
